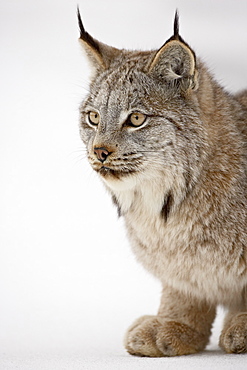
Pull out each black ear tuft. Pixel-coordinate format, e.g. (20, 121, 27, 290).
(173, 10, 180, 40)
(77, 6, 100, 54)
(77, 6, 84, 39)
(168, 10, 186, 44)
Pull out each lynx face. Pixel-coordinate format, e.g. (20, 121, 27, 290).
(78, 10, 204, 192)
(79, 51, 203, 192)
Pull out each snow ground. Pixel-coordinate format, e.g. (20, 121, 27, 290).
(1, 309, 247, 370)
(1, 0, 247, 369)
(1, 350, 247, 370)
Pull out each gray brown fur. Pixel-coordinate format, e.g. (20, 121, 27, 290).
(78, 10, 247, 356)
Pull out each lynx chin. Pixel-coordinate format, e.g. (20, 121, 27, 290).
(77, 9, 247, 356)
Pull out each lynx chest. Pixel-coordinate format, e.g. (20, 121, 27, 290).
(112, 178, 195, 279)
(112, 180, 246, 303)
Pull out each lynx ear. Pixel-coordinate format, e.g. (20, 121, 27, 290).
(148, 12, 198, 92)
(77, 8, 120, 78)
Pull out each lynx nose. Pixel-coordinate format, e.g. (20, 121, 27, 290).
(94, 147, 110, 163)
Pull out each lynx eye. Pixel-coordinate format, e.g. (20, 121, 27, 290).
(129, 112, 146, 127)
(87, 111, 100, 126)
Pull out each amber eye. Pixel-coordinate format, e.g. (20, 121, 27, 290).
(87, 111, 100, 126)
(129, 112, 146, 127)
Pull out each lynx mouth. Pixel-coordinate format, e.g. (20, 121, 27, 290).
(97, 166, 136, 179)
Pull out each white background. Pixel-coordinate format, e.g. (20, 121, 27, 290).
(1, 0, 247, 369)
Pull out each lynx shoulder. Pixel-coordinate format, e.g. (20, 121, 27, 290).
(78, 9, 247, 356)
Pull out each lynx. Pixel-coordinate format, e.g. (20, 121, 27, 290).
(77, 9, 247, 356)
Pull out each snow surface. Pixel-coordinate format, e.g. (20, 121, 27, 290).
(1, 0, 247, 369)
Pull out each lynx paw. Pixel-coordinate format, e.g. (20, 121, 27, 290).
(124, 315, 208, 357)
(220, 314, 247, 354)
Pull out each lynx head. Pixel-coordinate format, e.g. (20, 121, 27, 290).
(78, 9, 204, 196)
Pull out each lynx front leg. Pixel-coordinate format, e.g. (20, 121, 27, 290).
(124, 285, 216, 357)
(220, 288, 247, 354)
(219, 311, 247, 353)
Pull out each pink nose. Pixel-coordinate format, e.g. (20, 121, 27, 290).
(94, 147, 110, 163)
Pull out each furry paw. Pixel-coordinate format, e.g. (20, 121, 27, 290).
(220, 314, 247, 354)
(124, 315, 208, 357)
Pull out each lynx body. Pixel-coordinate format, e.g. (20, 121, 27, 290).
(78, 10, 247, 355)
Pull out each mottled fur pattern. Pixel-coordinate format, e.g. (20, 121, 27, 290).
(77, 9, 247, 355)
